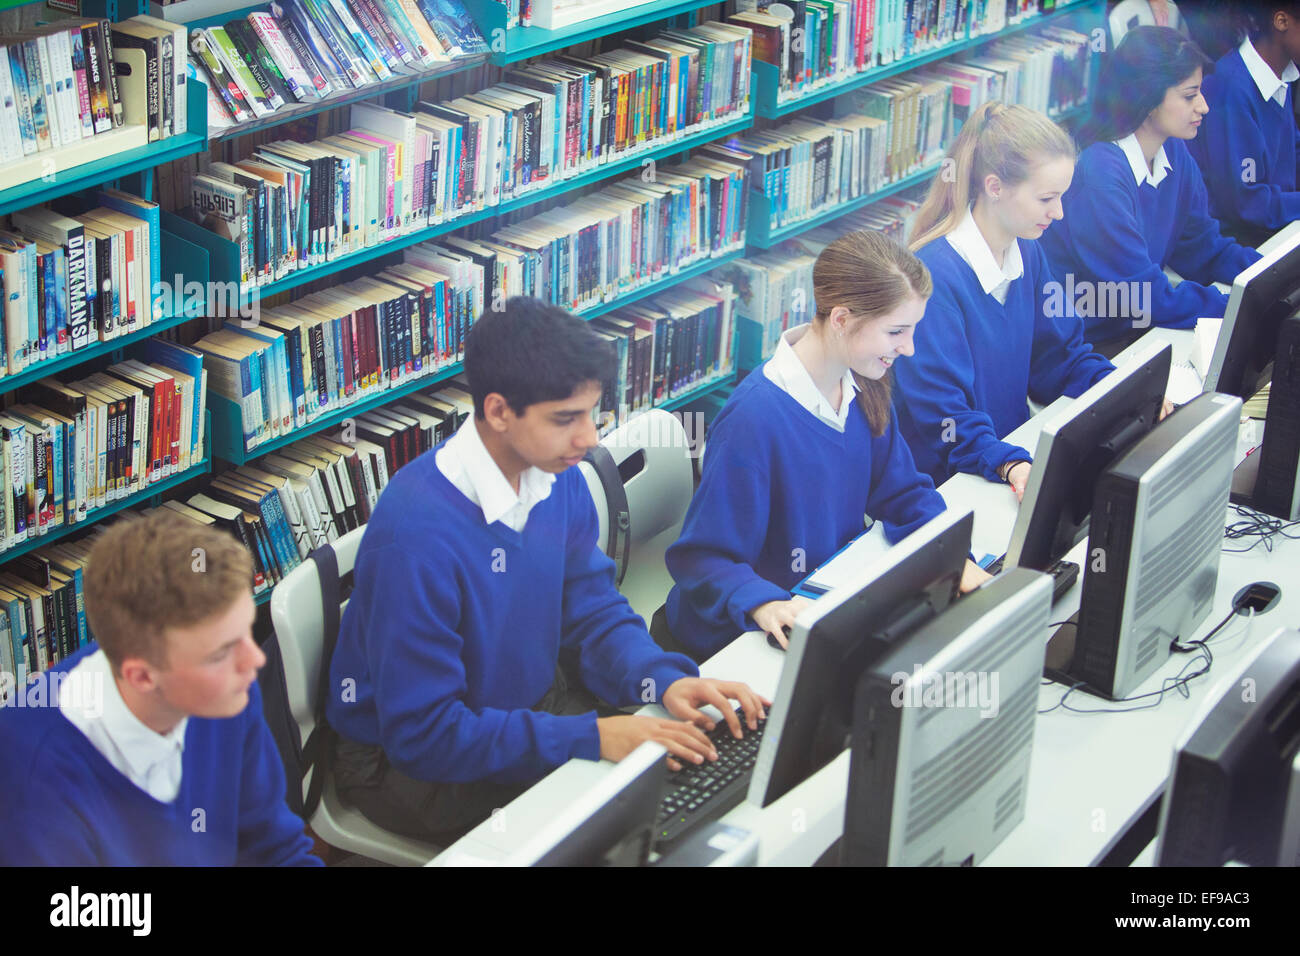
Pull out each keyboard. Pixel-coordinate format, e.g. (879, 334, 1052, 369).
(985, 555, 1080, 602)
(655, 706, 768, 849)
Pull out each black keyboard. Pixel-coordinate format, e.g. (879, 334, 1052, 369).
(655, 706, 768, 849)
(985, 555, 1080, 602)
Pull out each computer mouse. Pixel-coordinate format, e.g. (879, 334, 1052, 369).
(767, 626, 793, 651)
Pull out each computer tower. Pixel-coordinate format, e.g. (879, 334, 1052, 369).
(842, 569, 1052, 866)
(1244, 313, 1300, 520)
(1069, 394, 1240, 699)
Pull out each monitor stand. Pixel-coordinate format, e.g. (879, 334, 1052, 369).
(1042, 612, 1119, 701)
(1230, 447, 1260, 504)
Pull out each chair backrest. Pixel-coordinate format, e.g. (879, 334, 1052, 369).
(270, 527, 366, 787)
(579, 409, 694, 553)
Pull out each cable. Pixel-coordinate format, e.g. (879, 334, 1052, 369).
(1223, 502, 1300, 553)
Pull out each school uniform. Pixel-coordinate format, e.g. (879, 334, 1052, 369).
(1040, 135, 1260, 342)
(1034, 133, 1258, 343)
(0, 644, 321, 865)
(664, 327, 946, 660)
(894, 210, 1115, 484)
(327, 415, 697, 840)
(1189, 38, 1300, 236)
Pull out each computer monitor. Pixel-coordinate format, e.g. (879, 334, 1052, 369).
(1204, 229, 1300, 402)
(502, 742, 666, 866)
(1046, 392, 1242, 700)
(844, 567, 1053, 866)
(1155, 627, 1300, 867)
(748, 508, 972, 810)
(1006, 339, 1170, 571)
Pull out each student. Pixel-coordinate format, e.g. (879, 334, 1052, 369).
(1188, 3, 1300, 244)
(326, 297, 766, 843)
(662, 231, 990, 661)
(893, 102, 1117, 494)
(1109, 0, 1189, 48)
(0, 512, 321, 866)
(1040, 25, 1261, 345)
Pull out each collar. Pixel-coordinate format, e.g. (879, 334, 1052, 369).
(441, 412, 556, 527)
(1114, 133, 1172, 188)
(944, 205, 1024, 298)
(59, 649, 187, 783)
(765, 324, 860, 430)
(1238, 38, 1299, 107)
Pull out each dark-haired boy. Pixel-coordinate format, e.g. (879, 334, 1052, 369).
(328, 298, 766, 841)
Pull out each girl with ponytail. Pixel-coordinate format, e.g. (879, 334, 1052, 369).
(893, 101, 1116, 498)
(659, 230, 989, 661)
(1039, 26, 1260, 344)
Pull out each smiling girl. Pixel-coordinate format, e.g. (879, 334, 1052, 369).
(1039, 25, 1261, 346)
(891, 102, 1116, 497)
(659, 231, 989, 661)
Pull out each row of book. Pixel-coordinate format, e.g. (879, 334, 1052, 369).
(716, 183, 926, 359)
(0, 14, 189, 165)
(473, 153, 750, 315)
(0, 540, 90, 695)
(194, 237, 484, 451)
(962, 25, 1090, 119)
(1, 190, 163, 379)
(190, 20, 755, 289)
(593, 274, 737, 428)
(192, 0, 488, 132)
(731, 0, 880, 99)
(0, 343, 209, 557)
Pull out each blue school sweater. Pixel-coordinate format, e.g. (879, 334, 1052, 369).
(326, 451, 697, 785)
(1039, 137, 1260, 342)
(0, 644, 320, 866)
(893, 237, 1115, 484)
(1189, 48, 1300, 232)
(664, 369, 946, 659)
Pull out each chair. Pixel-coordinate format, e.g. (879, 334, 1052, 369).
(579, 409, 695, 623)
(270, 527, 441, 866)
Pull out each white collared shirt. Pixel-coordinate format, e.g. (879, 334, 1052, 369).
(1114, 132, 1173, 189)
(59, 649, 188, 803)
(1238, 37, 1299, 108)
(764, 324, 860, 432)
(436, 412, 556, 533)
(944, 205, 1024, 305)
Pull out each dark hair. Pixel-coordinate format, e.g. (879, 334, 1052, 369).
(464, 296, 615, 417)
(1080, 26, 1211, 148)
(1231, 1, 1300, 41)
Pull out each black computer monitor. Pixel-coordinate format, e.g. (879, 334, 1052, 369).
(1046, 392, 1242, 700)
(1006, 339, 1170, 571)
(748, 508, 971, 810)
(844, 567, 1053, 866)
(502, 742, 666, 866)
(1204, 229, 1300, 403)
(1156, 627, 1300, 867)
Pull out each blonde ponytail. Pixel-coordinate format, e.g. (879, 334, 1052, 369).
(909, 102, 1075, 252)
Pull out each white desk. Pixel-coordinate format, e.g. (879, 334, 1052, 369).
(432, 328, 1297, 867)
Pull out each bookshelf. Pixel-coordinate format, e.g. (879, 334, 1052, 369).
(751, 0, 1106, 119)
(0, 412, 213, 566)
(190, 107, 755, 298)
(0, 73, 209, 218)
(459, 0, 722, 64)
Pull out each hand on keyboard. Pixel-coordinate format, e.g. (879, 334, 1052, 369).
(597, 714, 718, 772)
(662, 677, 770, 741)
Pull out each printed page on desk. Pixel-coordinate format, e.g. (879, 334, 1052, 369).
(798, 523, 890, 595)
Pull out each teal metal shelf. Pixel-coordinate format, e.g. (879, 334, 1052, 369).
(752, 0, 1105, 118)
(208, 361, 467, 465)
(0, 79, 208, 218)
(747, 163, 941, 249)
(576, 246, 746, 321)
(659, 371, 736, 411)
(209, 54, 489, 143)
(461, 0, 720, 64)
(0, 414, 212, 566)
(198, 106, 754, 299)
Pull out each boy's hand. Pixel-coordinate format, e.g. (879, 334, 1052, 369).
(960, 559, 993, 593)
(597, 715, 717, 772)
(1004, 461, 1032, 502)
(662, 678, 770, 741)
(750, 596, 813, 649)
